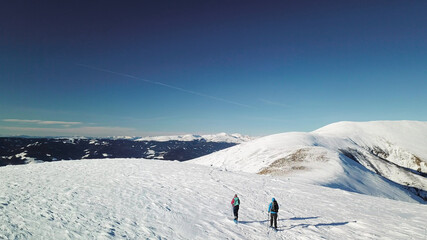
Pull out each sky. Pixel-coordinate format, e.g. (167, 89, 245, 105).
(1, 0, 426, 137)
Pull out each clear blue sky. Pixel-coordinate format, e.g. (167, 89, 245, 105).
(1, 0, 426, 137)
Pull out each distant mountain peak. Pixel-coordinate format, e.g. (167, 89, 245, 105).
(135, 133, 254, 143)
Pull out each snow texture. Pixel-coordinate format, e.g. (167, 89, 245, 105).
(1, 159, 426, 239)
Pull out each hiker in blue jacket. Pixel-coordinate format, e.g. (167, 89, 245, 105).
(231, 194, 240, 222)
(268, 198, 279, 229)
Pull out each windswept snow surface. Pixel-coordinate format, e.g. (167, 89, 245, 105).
(192, 121, 427, 203)
(1, 159, 426, 239)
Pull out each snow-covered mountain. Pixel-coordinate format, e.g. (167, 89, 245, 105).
(1, 122, 426, 239)
(135, 133, 253, 143)
(1, 159, 426, 239)
(192, 121, 427, 203)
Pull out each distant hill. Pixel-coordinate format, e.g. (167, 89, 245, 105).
(192, 121, 427, 203)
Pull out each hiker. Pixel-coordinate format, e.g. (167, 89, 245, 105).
(231, 194, 240, 222)
(268, 197, 279, 229)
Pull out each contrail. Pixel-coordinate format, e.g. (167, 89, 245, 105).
(76, 64, 251, 108)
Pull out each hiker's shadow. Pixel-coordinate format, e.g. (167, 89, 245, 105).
(289, 216, 319, 221)
(278, 216, 354, 232)
(239, 218, 288, 224)
(239, 216, 354, 232)
(239, 216, 320, 225)
(283, 221, 355, 230)
(284, 220, 354, 231)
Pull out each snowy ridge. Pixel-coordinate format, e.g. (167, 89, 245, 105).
(192, 121, 427, 203)
(1, 159, 426, 239)
(314, 121, 427, 172)
(135, 132, 253, 143)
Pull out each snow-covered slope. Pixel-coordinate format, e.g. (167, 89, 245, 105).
(135, 133, 253, 143)
(1, 159, 426, 239)
(314, 121, 427, 173)
(192, 121, 427, 202)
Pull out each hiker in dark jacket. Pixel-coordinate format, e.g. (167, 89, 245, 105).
(231, 194, 240, 222)
(268, 198, 279, 229)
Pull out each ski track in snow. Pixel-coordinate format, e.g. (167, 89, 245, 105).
(1, 159, 426, 240)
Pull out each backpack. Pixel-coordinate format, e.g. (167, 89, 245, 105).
(234, 197, 239, 206)
(271, 201, 279, 212)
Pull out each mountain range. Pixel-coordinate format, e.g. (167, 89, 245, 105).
(0, 133, 251, 166)
(1, 121, 426, 239)
(2, 121, 426, 202)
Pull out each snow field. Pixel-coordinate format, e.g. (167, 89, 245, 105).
(1, 159, 426, 239)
